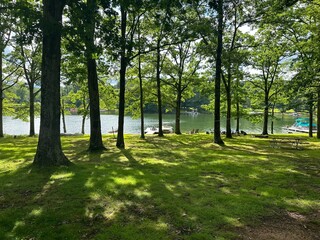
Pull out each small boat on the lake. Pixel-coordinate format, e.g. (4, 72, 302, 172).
(144, 126, 174, 134)
(282, 118, 317, 133)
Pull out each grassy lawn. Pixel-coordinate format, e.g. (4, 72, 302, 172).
(0, 134, 319, 239)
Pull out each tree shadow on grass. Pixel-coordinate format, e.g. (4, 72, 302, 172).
(1, 136, 319, 239)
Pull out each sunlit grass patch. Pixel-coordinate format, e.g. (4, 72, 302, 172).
(0, 134, 320, 239)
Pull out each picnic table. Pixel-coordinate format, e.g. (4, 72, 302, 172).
(270, 138, 307, 149)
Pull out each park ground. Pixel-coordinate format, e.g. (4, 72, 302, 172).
(0, 134, 319, 239)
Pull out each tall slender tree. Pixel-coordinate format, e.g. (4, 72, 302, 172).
(213, 0, 224, 144)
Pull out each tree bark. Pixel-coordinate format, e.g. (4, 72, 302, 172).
(61, 99, 67, 134)
(175, 89, 182, 134)
(226, 83, 232, 138)
(262, 92, 269, 135)
(156, 38, 164, 137)
(82, 116, 86, 134)
(308, 94, 313, 138)
(0, 50, 3, 137)
(236, 98, 240, 133)
(33, 0, 69, 167)
(29, 84, 35, 136)
(87, 57, 105, 151)
(138, 51, 145, 139)
(214, 0, 224, 144)
(271, 102, 275, 134)
(116, 6, 127, 148)
(86, 0, 105, 151)
(317, 88, 320, 139)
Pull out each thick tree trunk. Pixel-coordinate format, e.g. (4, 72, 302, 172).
(175, 90, 182, 134)
(138, 53, 145, 139)
(262, 93, 269, 135)
(317, 89, 320, 139)
(0, 50, 3, 138)
(33, 0, 69, 167)
(116, 6, 127, 148)
(156, 38, 163, 137)
(87, 57, 105, 151)
(86, 0, 105, 151)
(214, 0, 224, 144)
(29, 85, 35, 136)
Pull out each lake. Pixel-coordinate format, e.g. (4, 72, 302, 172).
(2, 113, 298, 135)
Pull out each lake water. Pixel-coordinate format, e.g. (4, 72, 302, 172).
(2, 113, 298, 135)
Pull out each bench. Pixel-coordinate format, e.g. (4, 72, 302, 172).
(270, 138, 308, 149)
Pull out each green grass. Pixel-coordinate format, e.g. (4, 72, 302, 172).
(0, 134, 319, 239)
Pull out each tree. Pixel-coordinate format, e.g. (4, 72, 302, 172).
(84, 0, 106, 151)
(213, 0, 224, 144)
(247, 28, 286, 135)
(15, 38, 41, 136)
(221, 0, 256, 138)
(0, 0, 13, 137)
(116, 1, 146, 148)
(33, 0, 69, 166)
(162, 41, 201, 134)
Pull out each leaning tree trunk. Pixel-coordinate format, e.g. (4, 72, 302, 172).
(33, 0, 69, 167)
(116, 6, 127, 148)
(29, 84, 35, 136)
(0, 51, 3, 138)
(156, 38, 164, 137)
(175, 89, 182, 134)
(214, 0, 224, 144)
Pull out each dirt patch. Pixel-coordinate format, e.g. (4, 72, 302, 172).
(236, 210, 320, 240)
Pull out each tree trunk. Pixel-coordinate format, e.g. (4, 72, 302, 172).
(262, 93, 269, 135)
(87, 57, 105, 151)
(156, 38, 164, 137)
(116, 6, 127, 148)
(236, 100, 240, 133)
(81, 115, 86, 134)
(271, 103, 275, 134)
(317, 88, 320, 139)
(309, 95, 313, 138)
(0, 50, 3, 137)
(86, 0, 105, 151)
(61, 99, 67, 134)
(138, 51, 145, 139)
(214, 0, 224, 144)
(29, 85, 35, 136)
(175, 89, 182, 134)
(33, 0, 69, 167)
(226, 84, 232, 138)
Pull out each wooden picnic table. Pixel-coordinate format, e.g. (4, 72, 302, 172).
(270, 138, 307, 149)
